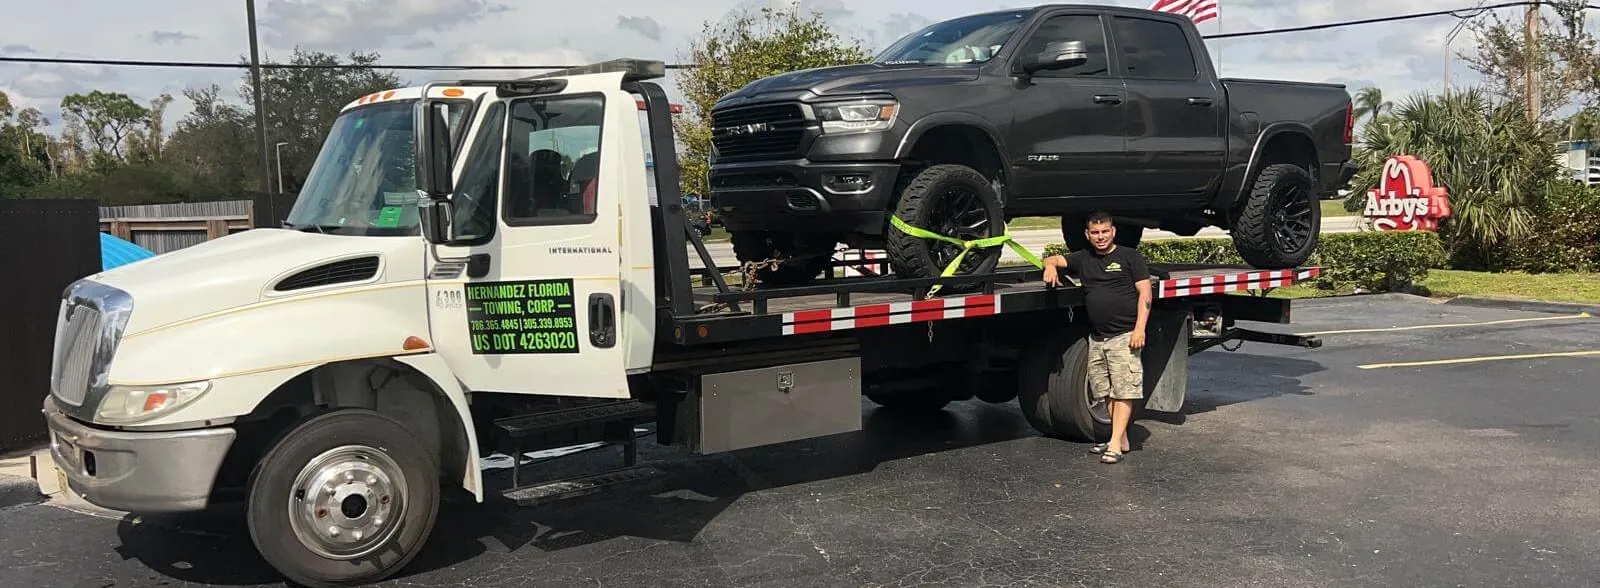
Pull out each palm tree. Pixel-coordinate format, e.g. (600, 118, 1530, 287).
(1346, 88, 1557, 268)
(1353, 87, 1391, 127)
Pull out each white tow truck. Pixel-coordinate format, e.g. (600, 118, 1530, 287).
(42, 59, 1323, 587)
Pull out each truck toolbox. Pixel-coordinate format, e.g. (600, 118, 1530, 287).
(674, 357, 862, 453)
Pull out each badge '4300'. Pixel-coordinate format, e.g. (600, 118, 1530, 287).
(1363, 155, 1451, 231)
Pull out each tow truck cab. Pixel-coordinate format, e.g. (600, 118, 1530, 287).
(40, 59, 1320, 588)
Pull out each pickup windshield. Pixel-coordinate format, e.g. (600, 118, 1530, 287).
(875, 10, 1028, 65)
(283, 99, 467, 236)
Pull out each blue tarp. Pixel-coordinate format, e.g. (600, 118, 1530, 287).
(100, 232, 156, 270)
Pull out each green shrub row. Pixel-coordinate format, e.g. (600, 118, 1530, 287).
(1042, 231, 1447, 294)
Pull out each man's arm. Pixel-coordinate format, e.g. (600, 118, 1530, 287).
(1130, 252, 1151, 350)
(1042, 254, 1069, 286)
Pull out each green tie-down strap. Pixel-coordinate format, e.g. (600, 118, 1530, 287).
(889, 215, 1045, 297)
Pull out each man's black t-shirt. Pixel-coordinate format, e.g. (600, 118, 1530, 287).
(1065, 245, 1150, 337)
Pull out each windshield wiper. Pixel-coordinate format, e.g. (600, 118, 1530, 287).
(281, 221, 339, 234)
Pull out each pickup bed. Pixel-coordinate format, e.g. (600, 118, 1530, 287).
(707, 4, 1356, 286)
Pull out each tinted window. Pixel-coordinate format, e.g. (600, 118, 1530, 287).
(875, 11, 1029, 65)
(1019, 15, 1109, 77)
(504, 94, 606, 225)
(452, 102, 506, 243)
(1112, 17, 1197, 79)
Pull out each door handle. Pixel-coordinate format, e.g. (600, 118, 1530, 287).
(1093, 94, 1123, 105)
(1187, 97, 1214, 106)
(588, 293, 616, 348)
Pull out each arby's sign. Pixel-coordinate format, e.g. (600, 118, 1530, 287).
(1363, 155, 1451, 231)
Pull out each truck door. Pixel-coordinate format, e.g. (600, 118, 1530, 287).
(426, 86, 631, 398)
(1109, 14, 1225, 202)
(1007, 11, 1129, 203)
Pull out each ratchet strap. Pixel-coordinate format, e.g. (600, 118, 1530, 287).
(890, 215, 1045, 297)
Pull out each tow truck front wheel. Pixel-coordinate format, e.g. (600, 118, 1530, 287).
(247, 409, 440, 588)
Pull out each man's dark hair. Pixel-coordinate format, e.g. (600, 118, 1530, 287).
(1086, 211, 1114, 227)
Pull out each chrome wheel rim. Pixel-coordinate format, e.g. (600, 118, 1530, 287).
(287, 445, 407, 561)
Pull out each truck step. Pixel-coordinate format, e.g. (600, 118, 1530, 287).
(494, 400, 655, 439)
(501, 465, 664, 507)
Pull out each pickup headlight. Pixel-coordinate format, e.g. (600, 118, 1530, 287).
(815, 100, 898, 133)
(95, 380, 212, 424)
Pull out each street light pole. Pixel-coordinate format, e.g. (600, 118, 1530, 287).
(274, 141, 288, 201)
(246, 0, 275, 227)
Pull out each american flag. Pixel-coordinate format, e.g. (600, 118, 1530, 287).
(1148, 0, 1219, 25)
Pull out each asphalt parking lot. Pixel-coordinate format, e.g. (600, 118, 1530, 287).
(2, 293, 1598, 588)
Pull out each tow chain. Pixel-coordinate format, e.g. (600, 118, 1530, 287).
(696, 256, 784, 314)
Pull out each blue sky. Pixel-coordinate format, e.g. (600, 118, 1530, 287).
(0, 0, 1523, 130)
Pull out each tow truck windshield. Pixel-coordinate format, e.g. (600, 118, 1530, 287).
(874, 10, 1027, 65)
(283, 99, 467, 236)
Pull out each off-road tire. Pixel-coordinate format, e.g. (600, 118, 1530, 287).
(730, 231, 836, 287)
(886, 164, 1004, 293)
(247, 409, 440, 588)
(1060, 216, 1143, 253)
(1017, 327, 1108, 442)
(1232, 163, 1321, 269)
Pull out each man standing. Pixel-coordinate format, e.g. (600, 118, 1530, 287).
(1041, 212, 1152, 464)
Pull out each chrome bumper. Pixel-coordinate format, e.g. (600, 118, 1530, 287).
(42, 396, 236, 513)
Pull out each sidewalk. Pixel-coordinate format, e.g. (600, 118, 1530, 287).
(0, 445, 60, 508)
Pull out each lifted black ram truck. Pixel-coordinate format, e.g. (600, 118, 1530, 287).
(707, 4, 1357, 286)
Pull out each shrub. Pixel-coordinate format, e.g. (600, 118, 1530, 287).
(1497, 181, 1600, 273)
(1040, 231, 1446, 294)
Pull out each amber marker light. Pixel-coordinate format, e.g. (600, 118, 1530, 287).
(404, 336, 431, 351)
(442, 88, 465, 97)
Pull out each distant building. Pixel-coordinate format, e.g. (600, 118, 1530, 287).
(1556, 140, 1600, 185)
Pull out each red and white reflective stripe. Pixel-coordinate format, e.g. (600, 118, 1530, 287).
(782, 294, 999, 335)
(1157, 267, 1322, 298)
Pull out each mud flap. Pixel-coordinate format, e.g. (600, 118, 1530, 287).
(1141, 309, 1191, 413)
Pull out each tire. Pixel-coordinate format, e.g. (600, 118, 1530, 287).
(729, 231, 836, 287)
(886, 164, 1004, 293)
(1016, 328, 1108, 442)
(1231, 163, 1321, 269)
(1059, 216, 1143, 252)
(247, 409, 440, 588)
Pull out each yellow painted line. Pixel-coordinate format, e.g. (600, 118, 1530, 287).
(1302, 313, 1591, 336)
(1358, 350, 1600, 370)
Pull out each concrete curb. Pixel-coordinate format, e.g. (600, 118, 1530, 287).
(0, 473, 44, 509)
(1441, 296, 1600, 316)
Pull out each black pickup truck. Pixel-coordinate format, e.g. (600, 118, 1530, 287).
(707, 4, 1356, 286)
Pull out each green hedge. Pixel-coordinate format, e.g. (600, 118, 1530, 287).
(1043, 231, 1446, 294)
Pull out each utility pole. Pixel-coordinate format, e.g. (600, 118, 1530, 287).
(1526, 0, 1542, 121)
(246, 0, 275, 228)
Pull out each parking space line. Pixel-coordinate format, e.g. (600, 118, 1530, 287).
(1358, 350, 1600, 370)
(1302, 313, 1592, 336)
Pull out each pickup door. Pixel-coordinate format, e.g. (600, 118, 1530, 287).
(1107, 13, 1226, 204)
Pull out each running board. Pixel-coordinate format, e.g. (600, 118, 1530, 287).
(492, 400, 657, 495)
(501, 465, 665, 507)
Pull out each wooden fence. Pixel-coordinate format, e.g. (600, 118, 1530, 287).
(100, 196, 295, 255)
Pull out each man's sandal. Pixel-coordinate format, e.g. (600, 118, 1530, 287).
(1100, 451, 1124, 464)
(1089, 443, 1109, 454)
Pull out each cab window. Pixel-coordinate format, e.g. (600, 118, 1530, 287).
(504, 94, 606, 226)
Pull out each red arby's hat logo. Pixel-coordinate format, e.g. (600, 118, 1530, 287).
(1363, 155, 1451, 231)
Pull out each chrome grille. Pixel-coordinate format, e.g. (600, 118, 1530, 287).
(711, 103, 808, 159)
(51, 302, 102, 407)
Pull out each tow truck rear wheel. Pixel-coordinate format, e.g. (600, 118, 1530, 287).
(1017, 327, 1107, 443)
(247, 409, 440, 588)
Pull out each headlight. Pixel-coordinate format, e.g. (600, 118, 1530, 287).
(815, 100, 898, 133)
(95, 381, 212, 424)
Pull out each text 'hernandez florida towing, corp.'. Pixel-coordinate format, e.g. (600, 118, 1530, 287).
(466, 279, 579, 354)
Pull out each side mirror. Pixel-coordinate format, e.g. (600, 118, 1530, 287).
(1026, 40, 1089, 73)
(418, 196, 455, 245)
(415, 100, 456, 198)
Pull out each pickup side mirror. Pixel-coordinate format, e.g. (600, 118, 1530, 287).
(1025, 40, 1090, 73)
